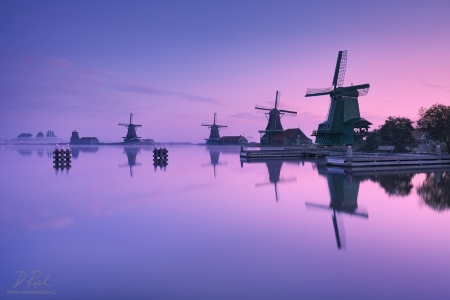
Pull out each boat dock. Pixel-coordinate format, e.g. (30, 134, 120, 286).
(240, 146, 450, 169)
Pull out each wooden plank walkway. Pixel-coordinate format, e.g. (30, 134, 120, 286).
(240, 146, 450, 169)
(327, 154, 450, 168)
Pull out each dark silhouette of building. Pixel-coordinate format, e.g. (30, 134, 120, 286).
(70, 130, 100, 145)
(271, 128, 312, 146)
(217, 135, 248, 145)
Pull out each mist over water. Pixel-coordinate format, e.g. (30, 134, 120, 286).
(0, 145, 449, 299)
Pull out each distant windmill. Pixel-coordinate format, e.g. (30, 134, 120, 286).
(256, 91, 297, 145)
(305, 50, 372, 145)
(118, 113, 142, 143)
(201, 113, 227, 145)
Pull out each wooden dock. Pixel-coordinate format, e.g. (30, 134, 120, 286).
(240, 146, 450, 169)
(239, 147, 344, 160)
(327, 154, 450, 170)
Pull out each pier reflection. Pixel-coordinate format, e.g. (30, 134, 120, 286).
(417, 171, 450, 211)
(119, 147, 141, 177)
(202, 147, 226, 178)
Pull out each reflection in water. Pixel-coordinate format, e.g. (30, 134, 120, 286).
(417, 172, 450, 211)
(119, 147, 141, 177)
(71, 146, 100, 159)
(249, 160, 296, 202)
(369, 174, 416, 197)
(203, 147, 226, 177)
(17, 148, 33, 156)
(306, 170, 368, 250)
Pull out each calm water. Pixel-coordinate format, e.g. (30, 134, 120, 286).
(1, 145, 449, 299)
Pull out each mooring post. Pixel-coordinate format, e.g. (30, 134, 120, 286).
(346, 146, 353, 162)
(436, 145, 441, 156)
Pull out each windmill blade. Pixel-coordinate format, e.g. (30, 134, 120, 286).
(332, 50, 347, 87)
(201, 123, 213, 126)
(216, 125, 228, 128)
(305, 87, 333, 97)
(278, 177, 296, 183)
(337, 50, 347, 87)
(130, 113, 133, 124)
(342, 84, 370, 97)
(118, 123, 129, 126)
(255, 105, 272, 111)
(305, 202, 368, 218)
(275, 91, 281, 109)
(255, 182, 272, 187)
(213, 113, 217, 124)
(279, 109, 297, 115)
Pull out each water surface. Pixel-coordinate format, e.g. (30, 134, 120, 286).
(1, 145, 449, 299)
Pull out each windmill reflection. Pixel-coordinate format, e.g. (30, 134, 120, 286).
(119, 147, 141, 177)
(306, 170, 368, 250)
(202, 147, 226, 178)
(252, 160, 296, 202)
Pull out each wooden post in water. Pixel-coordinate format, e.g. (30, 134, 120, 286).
(436, 145, 441, 156)
(346, 146, 353, 162)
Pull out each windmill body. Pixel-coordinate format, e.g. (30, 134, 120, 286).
(118, 113, 142, 143)
(202, 113, 227, 145)
(306, 51, 371, 145)
(256, 91, 297, 145)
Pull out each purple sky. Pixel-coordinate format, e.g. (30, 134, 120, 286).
(1, 0, 449, 142)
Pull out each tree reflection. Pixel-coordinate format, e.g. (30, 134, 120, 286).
(416, 172, 450, 211)
(369, 174, 415, 197)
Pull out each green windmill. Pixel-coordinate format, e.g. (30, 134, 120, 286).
(305, 51, 372, 145)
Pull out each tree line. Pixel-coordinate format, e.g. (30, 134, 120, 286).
(358, 103, 450, 153)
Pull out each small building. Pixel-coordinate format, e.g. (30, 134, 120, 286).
(70, 130, 100, 144)
(217, 135, 248, 145)
(271, 128, 312, 146)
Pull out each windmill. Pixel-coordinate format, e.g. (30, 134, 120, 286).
(305, 51, 372, 145)
(256, 91, 297, 145)
(201, 113, 227, 145)
(118, 113, 142, 143)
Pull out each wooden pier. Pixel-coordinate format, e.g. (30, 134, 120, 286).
(240, 146, 450, 169)
(327, 154, 450, 170)
(239, 147, 343, 160)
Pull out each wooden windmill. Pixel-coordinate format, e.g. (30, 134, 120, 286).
(201, 113, 227, 145)
(255, 91, 297, 145)
(305, 51, 372, 145)
(118, 113, 142, 143)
